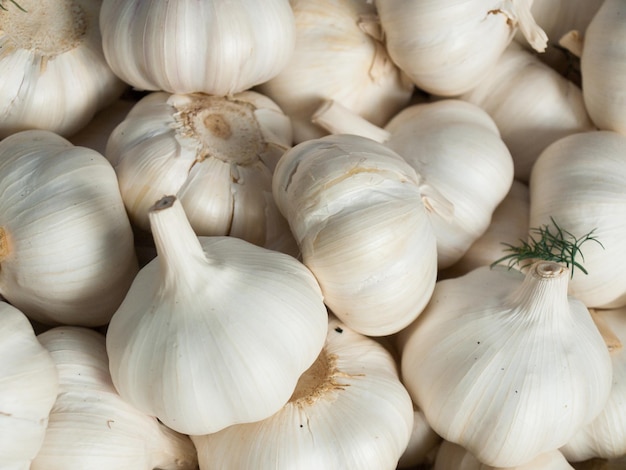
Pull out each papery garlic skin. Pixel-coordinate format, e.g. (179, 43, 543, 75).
(106, 91, 297, 255)
(107, 196, 328, 435)
(192, 315, 414, 470)
(580, 0, 626, 135)
(256, 0, 413, 143)
(460, 42, 594, 182)
(33, 326, 198, 470)
(384, 99, 514, 269)
(530, 131, 626, 309)
(100, 0, 295, 96)
(272, 134, 438, 336)
(376, 0, 547, 96)
(0, 130, 138, 326)
(401, 262, 613, 467)
(0, 0, 126, 138)
(434, 440, 574, 470)
(561, 307, 626, 461)
(0, 302, 58, 470)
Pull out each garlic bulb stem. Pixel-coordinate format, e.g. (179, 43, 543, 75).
(559, 30, 583, 58)
(0, 227, 9, 262)
(513, 0, 549, 52)
(312, 100, 391, 143)
(506, 261, 570, 315)
(148, 195, 207, 287)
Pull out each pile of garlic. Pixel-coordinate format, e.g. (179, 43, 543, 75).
(0, 0, 625, 469)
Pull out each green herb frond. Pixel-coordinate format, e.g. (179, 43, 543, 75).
(490, 217, 603, 278)
(0, 0, 27, 12)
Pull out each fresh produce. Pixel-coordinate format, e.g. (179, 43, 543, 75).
(0, 0, 624, 468)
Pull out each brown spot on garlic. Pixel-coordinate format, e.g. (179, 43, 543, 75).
(289, 349, 361, 407)
(0, 0, 89, 58)
(204, 114, 232, 140)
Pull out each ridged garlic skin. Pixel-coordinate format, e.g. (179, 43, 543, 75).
(106, 91, 297, 255)
(33, 327, 198, 470)
(272, 134, 438, 336)
(376, 0, 547, 96)
(384, 100, 514, 269)
(460, 42, 594, 182)
(561, 307, 626, 461)
(401, 262, 613, 467)
(580, 0, 626, 134)
(0, 302, 58, 470)
(191, 315, 414, 470)
(0, 130, 138, 326)
(0, 0, 126, 139)
(530, 131, 626, 309)
(100, 0, 296, 96)
(107, 197, 328, 436)
(256, 0, 414, 143)
(434, 440, 574, 470)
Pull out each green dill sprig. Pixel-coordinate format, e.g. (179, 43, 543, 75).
(0, 0, 27, 12)
(490, 217, 603, 278)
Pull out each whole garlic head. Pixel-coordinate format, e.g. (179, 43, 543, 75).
(0, 130, 138, 326)
(272, 134, 438, 336)
(0, 0, 126, 138)
(100, 0, 296, 96)
(106, 90, 297, 255)
(401, 261, 613, 467)
(106, 196, 328, 435)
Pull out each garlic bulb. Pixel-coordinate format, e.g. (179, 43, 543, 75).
(100, 0, 296, 96)
(401, 261, 613, 467)
(256, 0, 413, 143)
(383, 99, 514, 268)
(397, 406, 442, 469)
(106, 90, 297, 255)
(440, 180, 530, 280)
(376, 0, 548, 96)
(529, 130, 626, 308)
(106, 195, 328, 435)
(0, 130, 138, 326)
(272, 133, 438, 336)
(460, 42, 594, 182)
(0, 0, 126, 138)
(580, 0, 626, 134)
(434, 440, 574, 470)
(0, 301, 58, 470)
(191, 314, 414, 470)
(33, 326, 197, 470)
(561, 307, 626, 461)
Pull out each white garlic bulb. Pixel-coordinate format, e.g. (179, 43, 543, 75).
(434, 440, 574, 470)
(33, 326, 198, 470)
(0, 130, 138, 326)
(191, 315, 414, 470)
(256, 0, 413, 143)
(0, 301, 58, 470)
(100, 0, 296, 96)
(401, 261, 613, 468)
(561, 307, 626, 461)
(0, 0, 126, 138)
(376, 0, 548, 96)
(383, 99, 514, 268)
(272, 133, 438, 336)
(106, 195, 328, 435)
(529, 130, 626, 309)
(580, 0, 626, 134)
(106, 90, 297, 255)
(460, 42, 594, 182)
